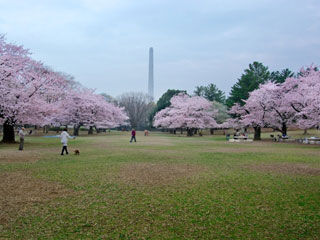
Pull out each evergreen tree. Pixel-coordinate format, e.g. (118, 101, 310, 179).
(270, 69, 294, 83)
(226, 62, 270, 107)
(194, 83, 226, 104)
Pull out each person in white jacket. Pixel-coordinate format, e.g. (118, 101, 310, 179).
(60, 128, 75, 155)
(18, 127, 26, 150)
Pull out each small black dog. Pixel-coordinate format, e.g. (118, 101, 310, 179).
(74, 149, 80, 155)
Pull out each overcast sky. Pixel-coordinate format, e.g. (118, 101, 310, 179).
(0, 0, 319, 99)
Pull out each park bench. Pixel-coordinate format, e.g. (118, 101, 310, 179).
(300, 137, 320, 144)
(229, 135, 253, 142)
(234, 136, 248, 140)
(276, 135, 295, 142)
(270, 134, 295, 142)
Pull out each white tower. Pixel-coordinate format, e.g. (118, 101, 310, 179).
(148, 47, 154, 99)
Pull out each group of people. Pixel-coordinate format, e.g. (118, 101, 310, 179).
(129, 128, 149, 142)
(18, 127, 75, 155)
(17, 127, 148, 154)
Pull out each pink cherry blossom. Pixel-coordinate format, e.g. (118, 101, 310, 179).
(153, 93, 218, 133)
(1, 35, 128, 142)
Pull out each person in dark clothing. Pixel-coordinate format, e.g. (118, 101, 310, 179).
(130, 128, 136, 143)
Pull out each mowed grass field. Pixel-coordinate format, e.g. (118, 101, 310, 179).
(0, 131, 319, 239)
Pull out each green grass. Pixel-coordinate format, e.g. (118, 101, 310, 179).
(0, 131, 319, 239)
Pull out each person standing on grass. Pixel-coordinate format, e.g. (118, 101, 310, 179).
(130, 128, 136, 143)
(18, 127, 26, 150)
(60, 128, 75, 155)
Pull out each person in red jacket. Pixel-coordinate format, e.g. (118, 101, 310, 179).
(130, 128, 136, 143)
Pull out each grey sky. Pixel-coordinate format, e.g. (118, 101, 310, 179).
(0, 0, 319, 100)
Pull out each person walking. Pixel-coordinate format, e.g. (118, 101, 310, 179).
(60, 128, 74, 155)
(130, 128, 136, 143)
(18, 127, 26, 150)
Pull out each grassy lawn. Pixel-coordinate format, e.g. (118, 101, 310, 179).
(0, 131, 319, 239)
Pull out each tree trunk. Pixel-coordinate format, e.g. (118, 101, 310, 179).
(94, 126, 100, 134)
(194, 129, 198, 135)
(210, 128, 214, 135)
(43, 125, 49, 134)
(2, 120, 15, 143)
(73, 125, 80, 136)
(253, 126, 261, 140)
(282, 123, 287, 136)
(88, 126, 94, 134)
(187, 128, 194, 137)
(173, 129, 176, 134)
(303, 129, 308, 135)
(180, 129, 183, 134)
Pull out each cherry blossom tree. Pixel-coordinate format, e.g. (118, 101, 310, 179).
(227, 82, 296, 139)
(153, 93, 218, 136)
(247, 83, 295, 137)
(245, 66, 320, 135)
(283, 66, 320, 130)
(1, 35, 128, 142)
(229, 65, 320, 138)
(54, 89, 128, 136)
(262, 83, 298, 135)
(0, 35, 69, 142)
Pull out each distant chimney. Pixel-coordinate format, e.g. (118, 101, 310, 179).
(148, 47, 154, 99)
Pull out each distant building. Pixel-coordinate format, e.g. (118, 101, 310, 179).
(148, 47, 154, 99)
